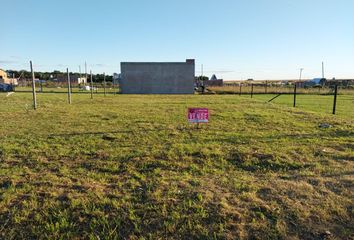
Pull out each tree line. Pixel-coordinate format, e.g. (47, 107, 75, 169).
(6, 70, 114, 83)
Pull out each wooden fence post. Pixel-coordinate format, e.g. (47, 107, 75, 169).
(30, 61, 37, 110)
(67, 68, 72, 104)
(103, 72, 106, 97)
(265, 81, 268, 94)
(90, 71, 93, 99)
(251, 84, 254, 98)
(40, 80, 43, 92)
(293, 83, 297, 107)
(239, 84, 242, 96)
(332, 84, 338, 114)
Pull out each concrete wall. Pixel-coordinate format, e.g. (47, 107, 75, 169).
(120, 59, 195, 94)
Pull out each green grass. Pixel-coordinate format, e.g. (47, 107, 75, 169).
(0, 92, 353, 239)
(252, 94, 354, 120)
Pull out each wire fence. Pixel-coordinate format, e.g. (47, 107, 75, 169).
(208, 84, 354, 117)
(7, 65, 354, 118)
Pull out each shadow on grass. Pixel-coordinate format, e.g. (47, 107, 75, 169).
(227, 150, 306, 172)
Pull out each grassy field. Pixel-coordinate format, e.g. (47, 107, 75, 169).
(252, 94, 354, 120)
(0, 92, 353, 239)
(208, 86, 354, 119)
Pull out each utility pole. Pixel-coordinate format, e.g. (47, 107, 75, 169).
(299, 68, 304, 81)
(67, 68, 72, 104)
(322, 62, 325, 79)
(30, 61, 37, 110)
(79, 65, 82, 86)
(201, 64, 205, 93)
(201, 64, 204, 87)
(85, 61, 88, 84)
(90, 70, 93, 99)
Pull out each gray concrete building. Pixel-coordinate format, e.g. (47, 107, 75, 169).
(119, 59, 195, 94)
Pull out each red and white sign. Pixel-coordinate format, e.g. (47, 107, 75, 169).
(188, 108, 209, 123)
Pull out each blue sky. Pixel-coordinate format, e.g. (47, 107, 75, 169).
(1, 0, 353, 80)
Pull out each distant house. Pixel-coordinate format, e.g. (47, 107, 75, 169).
(0, 69, 18, 85)
(205, 74, 223, 87)
(0, 69, 8, 83)
(304, 78, 325, 87)
(74, 75, 87, 84)
(56, 74, 87, 84)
